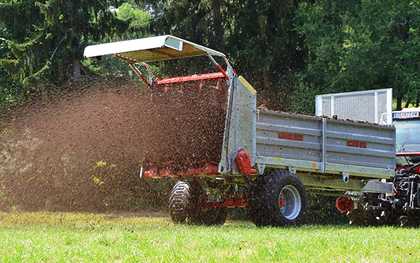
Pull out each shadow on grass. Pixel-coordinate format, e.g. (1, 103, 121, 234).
(0, 210, 408, 231)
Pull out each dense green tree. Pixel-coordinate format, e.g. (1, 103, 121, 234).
(0, 22, 15, 107)
(148, 0, 224, 48)
(226, 0, 305, 108)
(0, 0, 150, 98)
(1, 0, 419, 112)
(293, 0, 420, 112)
(146, 0, 306, 109)
(143, 0, 229, 77)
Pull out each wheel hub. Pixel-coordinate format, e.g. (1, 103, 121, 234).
(278, 185, 302, 220)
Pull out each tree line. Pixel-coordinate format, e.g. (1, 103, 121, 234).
(0, 0, 419, 112)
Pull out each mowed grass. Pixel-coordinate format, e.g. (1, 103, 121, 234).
(0, 212, 419, 262)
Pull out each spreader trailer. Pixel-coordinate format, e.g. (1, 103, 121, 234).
(84, 35, 396, 226)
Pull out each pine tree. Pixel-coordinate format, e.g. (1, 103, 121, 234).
(0, 0, 149, 91)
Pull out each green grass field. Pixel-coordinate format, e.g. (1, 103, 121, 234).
(0, 212, 419, 262)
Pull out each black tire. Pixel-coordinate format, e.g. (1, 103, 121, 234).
(169, 180, 227, 226)
(169, 181, 192, 223)
(250, 170, 306, 226)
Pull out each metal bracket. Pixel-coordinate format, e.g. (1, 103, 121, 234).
(139, 165, 144, 179)
(321, 117, 327, 173)
(362, 180, 393, 194)
(128, 63, 156, 87)
(288, 167, 297, 175)
(257, 163, 265, 175)
(342, 172, 350, 183)
(207, 54, 228, 79)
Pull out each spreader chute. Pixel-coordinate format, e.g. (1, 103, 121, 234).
(84, 35, 230, 87)
(84, 35, 226, 62)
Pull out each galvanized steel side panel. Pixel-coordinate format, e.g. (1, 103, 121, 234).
(219, 76, 256, 174)
(257, 112, 322, 163)
(256, 110, 395, 179)
(325, 119, 395, 170)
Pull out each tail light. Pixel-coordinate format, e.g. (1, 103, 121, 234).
(336, 196, 353, 214)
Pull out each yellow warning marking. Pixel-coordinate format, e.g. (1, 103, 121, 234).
(239, 76, 257, 96)
(311, 161, 318, 172)
(271, 157, 283, 162)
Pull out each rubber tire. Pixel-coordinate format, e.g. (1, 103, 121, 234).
(169, 181, 192, 223)
(250, 170, 307, 226)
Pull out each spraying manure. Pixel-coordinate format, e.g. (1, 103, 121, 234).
(0, 77, 227, 211)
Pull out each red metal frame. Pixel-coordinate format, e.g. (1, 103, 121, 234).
(119, 51, 231, 87)
(202, 198, 248, 209)
(396, 152, 420, 156)
(155, 72, 227, 85)
(142, 162, 219, 179)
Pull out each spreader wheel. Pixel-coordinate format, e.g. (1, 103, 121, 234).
(253, 170, 306, 226)
(169, 181, 192, 223)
